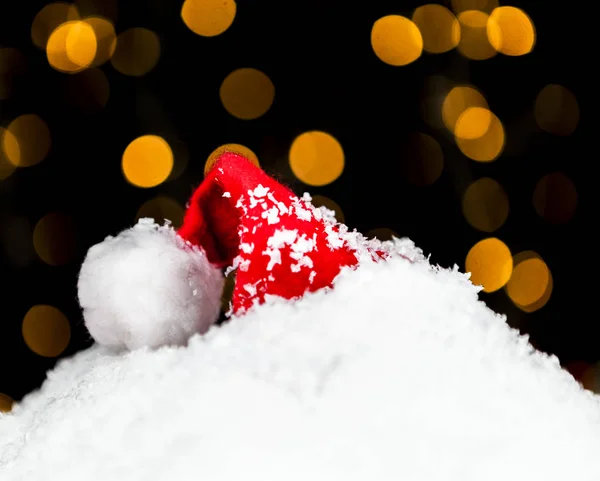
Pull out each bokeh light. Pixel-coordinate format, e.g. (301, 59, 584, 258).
(63, 67, 110, 111)
(110, 27, 161, 76)
(456, 10, 497, 60)
(534, 84, 579, 136)
(122, 135, 174, 188)
(219, 68, 275, 120)
(0, 393, 14, 413)
(505, 250, 552, 312)
(310, 195, 345, 223)
(46, 21, 97, 73)
(465, 237, 512, 293)
(455, 108, 505, 162)
(289, 131, 344, 186)
(0, 128, 17, 180)
(31, 2, 80, 50)
(462, 177, 509, 232)
(366, 228, 398, 241)
(33, 212, 77, 266)
(181, 0, 237, 37)
(84, 16, 117, 67)
(412, 5, 460, 54)
(136, 196, 185, 228)
(451, 0, 498, 14)
(205, 143, 259, 176)
(487, 7, 535, 56)
(3, 114, 52, 168)
(371, 15, 423, 66)
(442, 85, 489, 133)
(401, 132, 444, 186)
(22, 305, 71, 358)
(532, 172, 578, 224)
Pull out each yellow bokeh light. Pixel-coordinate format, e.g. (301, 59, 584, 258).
(532, 172, 578, 224)
(453, 106, 492, 140)
(487, 6, 535, 56)
(442, 85, 489, 133)
(0, 393, 14, 413)
(110, 28, 161, 76)
(64, 67, 110, 111)
(219, 68, 275, 120)
(22, 305, 71, 358)
(401, 132, 444, 186)
(457, 10, 497, 60)
(136, 196, 185, 229)
(310, 195, 345, 223)
(534, 84, 579, 136)
(3, 114, 51, 167)
(465, 237, 512, 293)
(289, 131, 344, 187)
(462, 177, 509, 232)
(412, 4, 460, 54)
(84, 16, 117, 66)
(122, 135, 174, 188)
(65, 20, 97, 67)
(205, 143, 259, 176)
(33, 212, 77, 266)
(366, 228, 398, 241)
(0, 128, 17, 180)
(451, 0, 498, 14)
(181, 0, 237, 37)
(505, 251, 552, 312)
(371, 15, 423, 66)
(455, 108, 505, 162)
(31, 2, 80, 50)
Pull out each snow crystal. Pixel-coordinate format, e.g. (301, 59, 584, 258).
(267, 229, 298, 249)
(222, 191, 231, 198)
(252, 185, 269, 198)
(308, 271, 317, 283)
(243, 283, 257, 296)
(262, 247, 282, 271)
(262, 206, 280, 224)
(324, 224, 345, 249)
(267, 192, 289, 215)
(240, 243, 254, 254)
(2, 238, 600, 480)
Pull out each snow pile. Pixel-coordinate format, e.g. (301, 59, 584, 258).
(2, 238, 600, 480)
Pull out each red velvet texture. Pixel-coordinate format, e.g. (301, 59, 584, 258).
(177, 152, 360, 314)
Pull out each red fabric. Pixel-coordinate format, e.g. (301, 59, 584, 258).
(178, 152, 360, 313)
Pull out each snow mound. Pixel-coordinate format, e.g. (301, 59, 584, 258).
(2, 238, 600, 480)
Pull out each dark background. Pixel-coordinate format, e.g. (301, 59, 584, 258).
(0, 0, 590, 406)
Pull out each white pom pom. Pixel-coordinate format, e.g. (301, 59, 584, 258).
(77, 218, 224, 350)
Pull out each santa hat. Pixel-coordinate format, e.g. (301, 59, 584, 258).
(77, 152, 369, 350)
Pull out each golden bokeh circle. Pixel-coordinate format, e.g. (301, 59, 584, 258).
(487, 6, 536, 56)
(289, 131, 345, 186)
(181, 0, 237, 37)
(219, 68, 275, 120)
(205, 143, 259, 176)
(534, 84, 579, 136)
(110, 27, 161, 76)
(0, 128, 17, 180)
(371, 15, 423, 66)
(455, 108, 505, 162)
(136, 196, 185, 228)
(84, 16, 117, 67)
(3, 114, 51, 167)
(22, 305, 71, 358)
(122, 135, 174, 188)
(505, 251, 551, 310)
(462, 177, 509, 232)
(412, 4, 460, 54)
(465, 237, 512, 293)
(451, 0, 499, 14)
(442, 85, 489, 133)
(32, 2, 80, 50)
(33, 212, 77, 266)
(456, 10, 497, 60)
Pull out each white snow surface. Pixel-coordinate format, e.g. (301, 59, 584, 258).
(2, 237, 600, 480)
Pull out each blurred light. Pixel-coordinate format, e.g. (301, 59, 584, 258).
(457, 10, 497, 60)
(33, 212, 77, 266)
(0, 48, 27, 100)
(84, 16, 117, 66)
(74, 0, 118, 21)
(532, 172, 578, 224)
(451, 0, 498, 14)
(136, 196, 185, 229)
(0, 393, 14, 413)
(289, 131, 344, 186)
(219, 68, 275, 120)
(534, 84, 579, 136)
(167, 140, 190, 181)
(505, 251, 552, 312)
(110, 27, 160, 76)
(455, 108, 505, 162)
(401, 132, 444, 186)
(122, 135, 173, 188)
(366, 228, 398, 241)
(465, 237, 512, 293)
(31, 2, 80, 50)
(442, 85, 489, 133)
(487, 6, 535, 56)
(205, 143, 259, 176)
(181, 0, 237, 37)
(420, 75, 454, 129)
(221, 269, 236, 312)
(46, 21, 96, 73)
(3, 114, 51, 167)
(412, 5, 460, 54)
(22, 305, 71, 358)
(63, 67, 110, 111)
(371, 15, 423, 66)
(0, 128, 17, 180)
(310, 195, 345, 223)
(462, 177, 509, 232)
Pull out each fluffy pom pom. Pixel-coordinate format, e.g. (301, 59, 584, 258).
(77, 218, 224, 350)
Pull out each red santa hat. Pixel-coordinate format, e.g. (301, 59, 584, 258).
(77, 152, 386, 350)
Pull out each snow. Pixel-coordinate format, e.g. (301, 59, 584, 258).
(2, 237, 600, 480)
